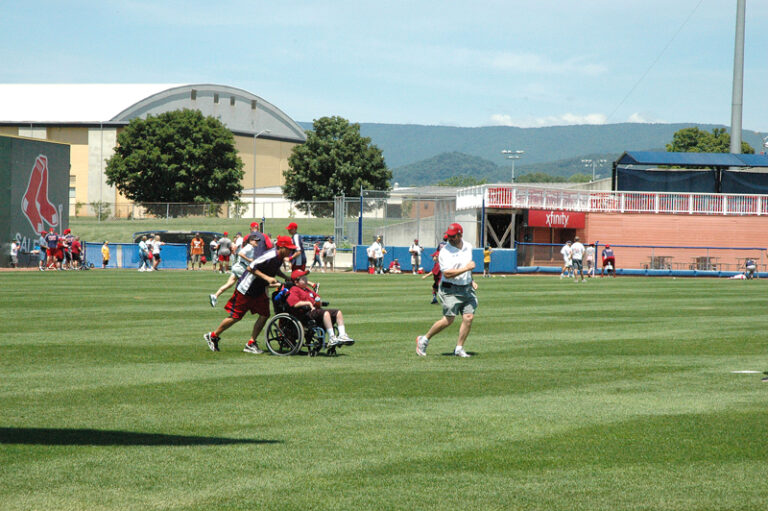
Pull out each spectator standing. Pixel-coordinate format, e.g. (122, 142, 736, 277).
(44, 228, 58, 270)
(409, 239, 423, 274)
(366, 242, 376, 273)
(571, 237, 585, 282)
(217, 232, 233, 274)
(415, 223, 478, 358)
(209, 235, 219, 273)
(602, 244, 616, 277)
(285, 222, 306, 271)
(151, 235, 165, 271)
(37, 232, 46, 271)
(62, 228, 74, 269)
(310, 241, 322, 271)
(560, 241, 573, 279)
(585, 243, 596, 278)
(483, 246, 492, 278)
(189, 233, 204, 270)
(138, 236, 150, 271)
(10, 239, 19, 268)
(372, 236, 386, 274)
(101, 241, 110, 269)
(71, 236, 82, 270)
(323, 237, 336, 272)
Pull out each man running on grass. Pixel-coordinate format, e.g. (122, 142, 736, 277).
(416, 223, 478, 358)
(203, 235, 296, 353)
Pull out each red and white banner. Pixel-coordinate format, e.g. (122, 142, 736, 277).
(528, 209, 585, 229)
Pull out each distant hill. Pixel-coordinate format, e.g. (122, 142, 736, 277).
(297, 121, 766, 171)
(390, 151, 620, 186)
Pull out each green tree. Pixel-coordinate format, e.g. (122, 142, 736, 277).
(105, 109, 244, 214)
(666, 127, 754, 154)
(284, 116, 391, 216)
(436, 175, 488, 187)
(568, 173, 592, 183)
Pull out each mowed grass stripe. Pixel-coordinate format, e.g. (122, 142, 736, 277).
(2, 271, 768, 510)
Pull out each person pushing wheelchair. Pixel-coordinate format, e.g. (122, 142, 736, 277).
(286, 269, 355, 348)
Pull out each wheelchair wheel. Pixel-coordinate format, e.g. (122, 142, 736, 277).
(264, 313, 304, 356)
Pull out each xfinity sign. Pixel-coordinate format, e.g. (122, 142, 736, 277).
(528, 210, 585, 229)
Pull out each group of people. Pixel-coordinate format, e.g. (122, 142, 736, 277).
(309, 236, 337, 272)
(136, 235, 165, 271)
(30, 228, 84, 271)
(204, 221, 355, 354)
(560, 238, 616, 280)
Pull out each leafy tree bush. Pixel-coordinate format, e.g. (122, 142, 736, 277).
(284, 116, 391, 217)
(105, 109, 243, 216)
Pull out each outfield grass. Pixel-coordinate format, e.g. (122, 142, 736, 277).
(2, 272, 768, 510)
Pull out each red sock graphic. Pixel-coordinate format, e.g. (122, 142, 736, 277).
(36, 155, 58, 227)
(22, 157, 44, 233)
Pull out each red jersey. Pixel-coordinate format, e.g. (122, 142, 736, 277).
(286, 285, 321, 308)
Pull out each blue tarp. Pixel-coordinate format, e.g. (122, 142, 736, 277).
(353, 246, 517, 273)
(616, 151, 768, 168)
(616, 167, 716, 193)
(85, 242, 188, 269)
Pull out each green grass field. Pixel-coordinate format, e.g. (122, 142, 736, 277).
(2, 272, 768, 510)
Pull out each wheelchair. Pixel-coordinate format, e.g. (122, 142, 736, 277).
(263, 284, 339, 357)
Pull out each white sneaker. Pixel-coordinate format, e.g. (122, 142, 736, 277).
(327, 335, 341, 348)
(338, 333, 355, 345)
(416, 336, 428, 356)
(209, 294, 217, 307)
(243, 342, 264, 354)
(454, 347, 471, 358)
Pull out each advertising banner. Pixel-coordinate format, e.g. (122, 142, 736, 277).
(0, 136, 70, 266)
(528, 209, 585, 229)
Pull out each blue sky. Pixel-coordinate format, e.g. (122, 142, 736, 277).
(2, 0, 767, 133)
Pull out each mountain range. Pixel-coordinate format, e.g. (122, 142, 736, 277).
(298, 121, 767, 186)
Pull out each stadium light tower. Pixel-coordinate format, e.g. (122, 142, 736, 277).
(501, 149, 524, 183)
(252, 129, 271, 217)
(581, 158, 607, 182)
(762, 135, 768, 154)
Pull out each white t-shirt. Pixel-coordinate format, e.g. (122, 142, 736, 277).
(439, 240, 474, 285)
(560, 244, 572, 260)
(372, 241, 384, 258)
(409, 244, 422, 256)
(152, 240, 163, 255)
(11, 242, 19, 256)
(236, 242, 255, 267)
(323, 241, 336, 257)
(586, 246, 595, 261)
(571, 242, 585, 261)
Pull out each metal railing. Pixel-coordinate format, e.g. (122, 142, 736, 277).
(457, 185, 768, 216)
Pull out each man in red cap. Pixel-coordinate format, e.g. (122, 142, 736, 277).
(204, 235, 296, 353)
(286, 269, 354, 347)
(416, 223, 478, 358)
(285, 222, 306, 271)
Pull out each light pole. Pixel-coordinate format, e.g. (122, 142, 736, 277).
(762, 136, 768, 155)
(501, 149, 524, 183)
(252, 129, 271, 218)
(581, 158, 607, 182)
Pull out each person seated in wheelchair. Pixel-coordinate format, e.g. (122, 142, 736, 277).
(285, 269, 355, 348)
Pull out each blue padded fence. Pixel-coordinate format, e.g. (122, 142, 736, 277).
(353, 246, 518, 273)
(85, 242, 189, 269)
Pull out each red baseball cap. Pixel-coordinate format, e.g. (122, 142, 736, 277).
(223, 231, 228, 236)
(445, 223, 463, 236)
(286, 222, 298, 231)
(276, 235, 297, 249)
(291, 269, 309, 280)
(63, 228, 71, 234)
(250, 222, 259, 230)
(605, 244, 610, 248)
(49, 228, 54, 232)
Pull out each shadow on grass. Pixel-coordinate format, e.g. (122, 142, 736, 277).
(0, 427, 282, 446)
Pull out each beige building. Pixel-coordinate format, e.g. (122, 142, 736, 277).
(0, 84, 306, 217)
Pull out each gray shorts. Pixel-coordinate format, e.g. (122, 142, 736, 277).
(231, 262, 247, 278)
(438, 282, 478, 317)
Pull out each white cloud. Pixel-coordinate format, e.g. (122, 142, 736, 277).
(490, 52, 606, 76)
(490, 112, 607, 127)
(626, 112, 665, 123)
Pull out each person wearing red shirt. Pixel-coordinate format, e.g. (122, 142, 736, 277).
(286, 269, 354, 347)
(70, 236, 82, 269)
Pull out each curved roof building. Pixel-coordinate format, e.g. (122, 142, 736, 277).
(0, 84, 307, 215)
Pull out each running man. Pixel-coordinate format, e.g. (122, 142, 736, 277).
(416, 223, 478, 358)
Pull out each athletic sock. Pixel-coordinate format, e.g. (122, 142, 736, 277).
(326, 328, 334, 338)
(338, 325, 347, 336)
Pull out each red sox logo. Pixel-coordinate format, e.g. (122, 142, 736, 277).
(21, 155, 59, 233)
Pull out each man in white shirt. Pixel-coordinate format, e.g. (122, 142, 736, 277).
(409, 239, 423, 274)
(416, 223, 477, 358)
(372, 236, 386, 274)
(560, 241, 573, 279)
(322, 237, 336, 272)
(585, 243, 596, 278)
(570, 236, 585, 282)
(10, 239, 19, 268)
